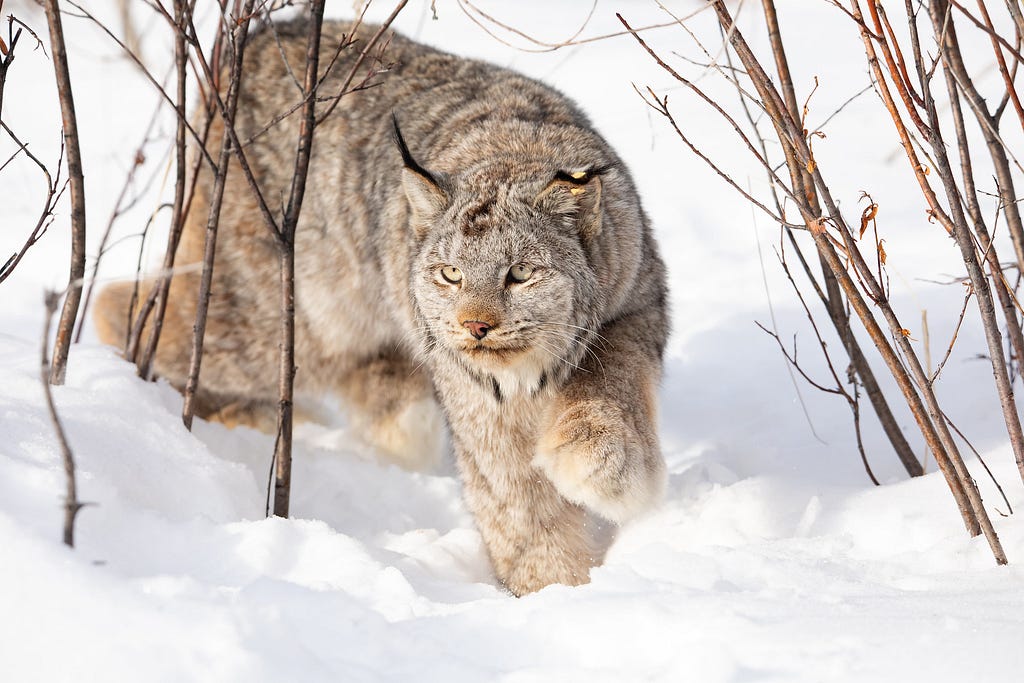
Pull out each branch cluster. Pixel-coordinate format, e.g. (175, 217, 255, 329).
(620, 0, 1024, 565)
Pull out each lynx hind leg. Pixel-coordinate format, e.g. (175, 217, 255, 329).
(93, 279, 139, 353)
(94, 276, 282, 432)
(337, 353, 446, 471)
(203, 398, 277, 431)
(93, 261, 204, 370)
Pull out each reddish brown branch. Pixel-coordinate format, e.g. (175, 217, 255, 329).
(949, 0, 1024, 65)
(866, 2, 932, 139)
(709, 0, 1010, 563)
(761, 0, 922, 478)
(926, 0, 1024, 490)
(974, 0, 1024, 130)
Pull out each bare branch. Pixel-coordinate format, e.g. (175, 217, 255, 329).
(315, 0, 410, 125)
(709, 0, 1009, 561)
(136, 0, 207, 380)
(0, 124, 67, 285)
(75, 99, 165, 343)
(456, 0, 714, 53)
(65, 0, 217, 172)
(41, 290, 83, 547)
(271, 0, 327, 517)
(182, 0, 260, 429)
(43, 0, 86, 386)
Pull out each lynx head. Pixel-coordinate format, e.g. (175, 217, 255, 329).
(394, 117, 604, 397)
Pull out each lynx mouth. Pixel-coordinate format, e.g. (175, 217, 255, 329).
(460, 343, 529, 360)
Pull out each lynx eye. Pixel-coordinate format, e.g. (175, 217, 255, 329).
(508, 264, 535, 284)
(440, 265, 463, 284)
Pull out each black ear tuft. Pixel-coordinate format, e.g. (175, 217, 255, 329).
(552, 165, 612, 186)
(392, 113, 438, 184)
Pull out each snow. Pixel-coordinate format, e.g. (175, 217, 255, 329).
(3, 1, 1024, 681)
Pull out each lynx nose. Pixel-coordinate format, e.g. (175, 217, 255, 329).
(462, 320, 492, 340)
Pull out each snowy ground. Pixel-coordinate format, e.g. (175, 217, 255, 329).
(3, 1, 1024, 681)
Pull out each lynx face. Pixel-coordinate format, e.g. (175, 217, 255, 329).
(410, 189, 601, 396)
(391, 121, 607, 397)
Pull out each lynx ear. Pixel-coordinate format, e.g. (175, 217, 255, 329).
(393, 114, 448, 232)
(402, 168, 447, 226)
(534, 170, 603, 240)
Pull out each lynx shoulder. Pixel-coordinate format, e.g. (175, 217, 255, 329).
(95, 19, 669, 595)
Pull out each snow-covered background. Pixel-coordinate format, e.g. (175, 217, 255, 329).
(3, 1, 1024, 680)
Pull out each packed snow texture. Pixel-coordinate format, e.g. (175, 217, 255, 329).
(3, 1, 1024, 681)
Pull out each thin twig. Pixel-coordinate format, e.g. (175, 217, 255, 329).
(136, 0, 205, 380)
(315, 0, 410, 125)
(930, 284, 974, 383)
(761, 0, 921, 478)
(41, 290, 83, 548)
(182, 0, 258, 430)
(714, 0, 999, 556)
(455, 0, 715, 53)
(925, 0, 1024, 489)
(65, 0, 217, 172)
(943, 411, 1014, 515)
(75, 98, 165, 342)
(0, 125, 66, 285)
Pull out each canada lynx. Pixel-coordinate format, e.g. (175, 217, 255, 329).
(95, 20, 669, 595)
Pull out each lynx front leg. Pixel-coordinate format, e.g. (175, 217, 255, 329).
(336, 352, 445, 471)
(457, 451, 601, 596)
(533, 309, 667, 523)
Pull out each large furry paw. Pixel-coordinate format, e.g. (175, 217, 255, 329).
(533, 399, 665, 523)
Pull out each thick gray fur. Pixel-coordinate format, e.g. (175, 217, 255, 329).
(95, 19, 670, 596)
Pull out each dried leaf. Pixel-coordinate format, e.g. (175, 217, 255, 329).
(859, 202, 878, 239)
(878, 239, 887, 265)
(806, 159, 816, 174)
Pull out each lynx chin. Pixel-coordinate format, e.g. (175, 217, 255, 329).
(95, 19, 669, 596)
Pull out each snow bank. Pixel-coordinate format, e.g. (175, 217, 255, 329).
(3, 1, 1024, 681)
